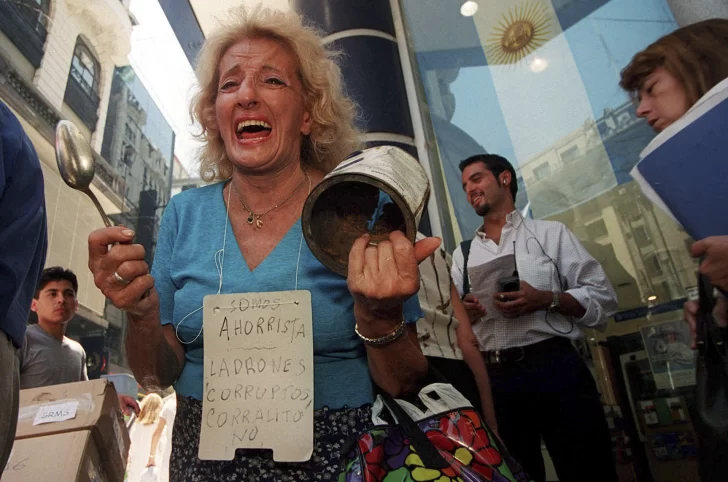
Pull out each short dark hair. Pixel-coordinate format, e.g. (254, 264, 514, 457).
(459, 154, 518, 200)
(35, 267, 78, 298)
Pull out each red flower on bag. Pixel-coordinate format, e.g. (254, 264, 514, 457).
(360, 433, 375, 449)
(359, 434, 388, 482)
(431, 411, 503, 479)
(426, 429, 456, 452)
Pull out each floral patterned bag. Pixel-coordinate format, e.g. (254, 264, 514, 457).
(338, 384, 531, 482)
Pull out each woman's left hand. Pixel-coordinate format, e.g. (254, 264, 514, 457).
(348, 231, 440, 333)
(692, 236, 728, 292)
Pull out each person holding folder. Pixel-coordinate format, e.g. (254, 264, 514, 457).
(620, 19, 728, 341)
(620, 19, 728, 482)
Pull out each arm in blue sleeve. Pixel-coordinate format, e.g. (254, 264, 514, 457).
(403, 293, 424, 324)
(151, 196, 179, 327)
(0, 102, 47, 347)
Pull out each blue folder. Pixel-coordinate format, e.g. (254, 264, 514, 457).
(634, 95, 728, 240)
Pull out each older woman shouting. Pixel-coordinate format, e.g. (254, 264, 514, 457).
(87, 7, 439, 481)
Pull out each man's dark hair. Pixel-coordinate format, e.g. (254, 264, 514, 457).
(35, 267, 78, 298)
(459, 154, 518, 200)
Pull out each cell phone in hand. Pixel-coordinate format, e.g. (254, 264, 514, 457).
(498, 240, 520, 293)
(498, 275, 520, 293)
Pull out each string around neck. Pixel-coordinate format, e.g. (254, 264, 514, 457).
(174, 181, 232, 345)
(175, 170, 312, 345)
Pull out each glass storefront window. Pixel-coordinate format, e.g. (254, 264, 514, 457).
(401, 2, 713, 478)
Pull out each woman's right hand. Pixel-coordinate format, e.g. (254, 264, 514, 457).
(88, 226, 158, 319)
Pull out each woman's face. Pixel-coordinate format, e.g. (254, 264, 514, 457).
(636, 67, 690, 133)
(214, 37, 312, 172)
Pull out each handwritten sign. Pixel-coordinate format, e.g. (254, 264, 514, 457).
(198, 291, 314, 462)
(32, 400, 79, 425)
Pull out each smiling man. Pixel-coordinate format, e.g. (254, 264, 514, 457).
(452, 154, 619, 482)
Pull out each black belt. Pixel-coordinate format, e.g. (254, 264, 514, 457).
(482, 337, 573, 364)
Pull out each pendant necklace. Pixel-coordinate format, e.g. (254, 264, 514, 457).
(232, 168, 310, 228)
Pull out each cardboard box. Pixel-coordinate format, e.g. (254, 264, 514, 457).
(15, 379, 130, 482)
(3, 430, 107, 482)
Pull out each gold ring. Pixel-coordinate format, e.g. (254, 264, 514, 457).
(367, 241, 378, 247)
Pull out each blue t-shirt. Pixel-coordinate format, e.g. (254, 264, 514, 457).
(153, 182, 423, 409)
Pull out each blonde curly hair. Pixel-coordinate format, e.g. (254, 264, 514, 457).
(191, 6, 361, 182)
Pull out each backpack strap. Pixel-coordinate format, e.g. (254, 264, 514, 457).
(460, 240, 473, 299)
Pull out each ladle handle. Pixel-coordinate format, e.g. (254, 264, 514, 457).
(84, 188, 112, 228)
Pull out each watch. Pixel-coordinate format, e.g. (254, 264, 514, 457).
(548, 292, 560, 313)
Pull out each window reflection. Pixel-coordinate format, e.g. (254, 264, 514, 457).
(402, 2, 705, 476)
(402, 0, 688, 314)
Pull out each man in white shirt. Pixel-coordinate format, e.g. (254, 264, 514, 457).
(451, 154, 618, 482)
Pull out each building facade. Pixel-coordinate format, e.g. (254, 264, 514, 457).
(102, 66, 175, 216)
(99, 65, 175, 371)
(0, 0, 172, 377)
(0, 0, 133, 354)
(170, 156, 206, 197)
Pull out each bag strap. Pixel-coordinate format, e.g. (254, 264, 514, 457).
(460, 240, 473, 299)
(380, 392, 450, 469)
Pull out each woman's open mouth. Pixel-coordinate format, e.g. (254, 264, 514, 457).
(236, 120, 272, 142)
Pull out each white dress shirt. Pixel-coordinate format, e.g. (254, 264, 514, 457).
(451, 211, 618, 351)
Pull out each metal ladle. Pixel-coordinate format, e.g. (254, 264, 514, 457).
(55, 120, 112, 227)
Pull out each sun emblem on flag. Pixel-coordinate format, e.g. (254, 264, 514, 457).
(485, 0, 552, 65)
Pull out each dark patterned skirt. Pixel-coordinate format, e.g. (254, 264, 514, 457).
(170, 395, 372, 481)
